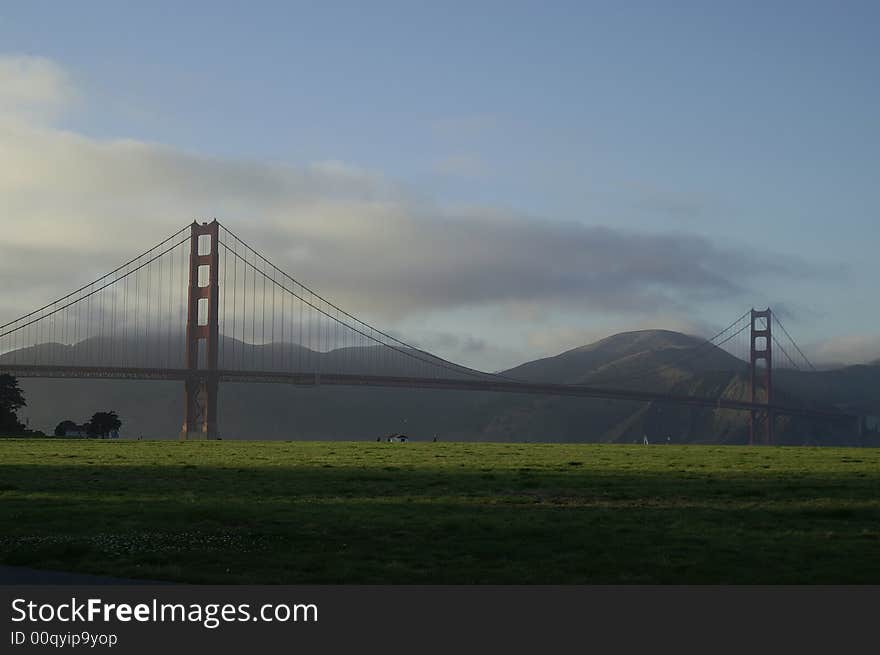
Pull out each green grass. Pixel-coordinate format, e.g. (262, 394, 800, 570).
(1, 439, 879, 583)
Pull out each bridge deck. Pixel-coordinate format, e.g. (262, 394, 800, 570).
(0, 364, 856, 422)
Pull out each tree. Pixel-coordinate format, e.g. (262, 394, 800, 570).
(86, 411, 122, 438)
(0, 374, 28, 437)
(54, 420, 80, 437)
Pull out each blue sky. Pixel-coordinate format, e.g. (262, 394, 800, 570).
(0, 1, 878, 368)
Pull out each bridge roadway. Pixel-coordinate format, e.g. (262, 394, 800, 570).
(0, 363, 856, 423)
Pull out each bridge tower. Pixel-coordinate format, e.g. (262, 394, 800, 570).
(180, 220, 220, 440)
(749, 308, 773, 445)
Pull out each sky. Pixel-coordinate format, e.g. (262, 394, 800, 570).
(0, 1, 878, 370)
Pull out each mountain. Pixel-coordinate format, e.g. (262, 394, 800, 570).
(0, 334, 461, 379)
(492, 329, 879, 445)
(504, 330, 743, 386)
(6, 331, 880, 445)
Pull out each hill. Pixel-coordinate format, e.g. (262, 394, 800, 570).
(504, 329, 744, 386)
(493, 329, 878, 445)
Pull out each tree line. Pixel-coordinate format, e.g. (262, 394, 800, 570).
(0, 374, 122, 439)
(54, 412, 122, 438)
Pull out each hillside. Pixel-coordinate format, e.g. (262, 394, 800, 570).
(504, 329, 744, 386)
(5, 331, 879, 445)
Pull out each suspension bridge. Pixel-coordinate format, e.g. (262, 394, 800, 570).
(0, 220, 861, 444)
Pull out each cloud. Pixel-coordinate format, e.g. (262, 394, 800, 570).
(429, 114, 499, 140)
(766, 301, 827, 324)
(0, 55, 77, 121)
(432, 153, 490, 178)
(626, 182, 708, 222)
(398, 330, 489, 354)
(526, 316, 720, 357)
(806, 335, 880, 367)
(0, 54, 816, 337)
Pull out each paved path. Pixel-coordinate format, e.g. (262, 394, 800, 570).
(0, 565, 169, 585)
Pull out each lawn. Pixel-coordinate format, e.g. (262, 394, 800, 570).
(0, 439, 878, 583)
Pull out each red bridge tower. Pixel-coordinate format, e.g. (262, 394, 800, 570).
(180, 220, 220, 440)
(749, 308, 773, 445)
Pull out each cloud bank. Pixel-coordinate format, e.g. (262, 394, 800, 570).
(0, 54, 815, 361)
(808, 335, 880, 368)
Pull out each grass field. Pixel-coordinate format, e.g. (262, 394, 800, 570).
(1, 439, 879, 583)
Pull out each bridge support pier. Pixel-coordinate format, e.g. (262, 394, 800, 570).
(180, 220, 220, 440)
(182, 375, 218, 440)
